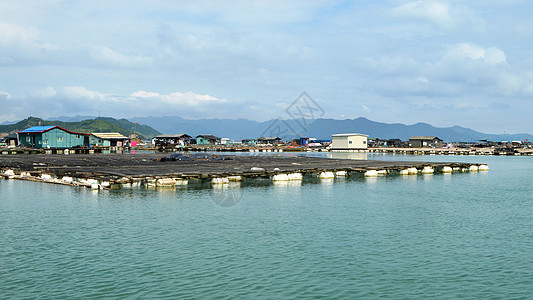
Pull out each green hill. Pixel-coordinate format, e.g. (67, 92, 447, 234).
(0, 117, 160, 140)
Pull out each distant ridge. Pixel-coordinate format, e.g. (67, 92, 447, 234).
(132, 116, 532, 142)
(0, 117, 160, 139)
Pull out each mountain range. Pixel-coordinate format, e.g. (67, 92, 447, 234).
(131, 116, 532, 142)
(2, 115, 530, 142)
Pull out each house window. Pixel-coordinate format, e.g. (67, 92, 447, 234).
(26, 136, 31, 142)
(76, 135, 80, 138)
(349, 141, 353, 144)
(57, 137, 63, 142)
(38, 140, 42, 144)
(363, 141, 366, 144)
(43, 139, 48, 145)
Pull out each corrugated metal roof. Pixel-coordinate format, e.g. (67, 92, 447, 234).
(154, 134, 191, 139)
(196, 134, 220, 140)
(18, 126, 89, 136)
(92, 132, 128, 139)
(409, 136, 441, 140)
(19, 126, 56, 133)
(332, 133, 368, 137)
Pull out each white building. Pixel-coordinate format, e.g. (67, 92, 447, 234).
(331, 133, 368, 151)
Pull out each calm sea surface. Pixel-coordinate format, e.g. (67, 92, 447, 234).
(1, 153, 532, 299)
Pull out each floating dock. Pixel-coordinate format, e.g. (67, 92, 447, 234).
(0, 153, 487, 189)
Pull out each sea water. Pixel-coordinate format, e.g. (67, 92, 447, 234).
(1, 154, 532, 299)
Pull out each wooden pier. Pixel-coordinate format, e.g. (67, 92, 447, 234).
(0, 153, 486, 189)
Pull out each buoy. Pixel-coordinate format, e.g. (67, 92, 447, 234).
(4, 169, 15, 178)
(211, 177, 229, 184)
(469, 165, 479, 172)
(174, 178, 189, 185)
(478, 165, 489, 171)
(227, 176, 243, 182)
(335, 171, 348, 177)
(422, 167, 434, 174)
(364, 170, 378, 177)
(441, 166, 453, 173)
(287, 173, 303, 180)
(41, 174, 53, 181)
(156, 178, 176, 186)
(272, 174, 290, 181)
(319, 171, 335, 179)
(61, 176, 74, 183)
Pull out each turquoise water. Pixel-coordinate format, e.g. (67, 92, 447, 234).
(1, 154, 532, 299)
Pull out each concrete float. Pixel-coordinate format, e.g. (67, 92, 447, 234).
(478, 164, 489, 171)
(469, 165, 479, 172)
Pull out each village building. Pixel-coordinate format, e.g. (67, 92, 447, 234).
(409, 136, 444, 148)
(242, 139, 257, 145)
(90, 133, 130, 147)
(257, 137, 281, 145)
(330, 133, 368, 150)
(1, 133, 19, 147)
(196, 134, 221, 145)
(18, 126, 90, 148)
(152, 134, 192, 147)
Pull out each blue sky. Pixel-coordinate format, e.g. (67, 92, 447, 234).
(0, 0, 532, 133)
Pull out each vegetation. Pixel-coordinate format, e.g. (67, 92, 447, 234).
(0, 117, 160, 140)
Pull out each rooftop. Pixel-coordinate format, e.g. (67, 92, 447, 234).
(92, 132, 129, 139)
(332, 133, 368, 137)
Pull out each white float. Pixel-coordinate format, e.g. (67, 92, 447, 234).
(421, 167, 434, 174)
(335, 171, 348, 177)
(478, 165, 489, 171)
(441, 166, 453, 173)
(4, 169, 15, 178)
(399, 169, 409, 175)
(408, 168, 419, 175)
(227, 176, 243, 182)
(377, 170, 387, 175)
(61, 176, 74, 183)
(364, 170, 378, 177)
(156, 178, 176, 186)
(288, 173, 303, 180)
(41, 174, 53, 181)
(469, 165, 479, 172)
(174, 178, 189, 185)
(211, 177, 229, 184)
(272, 174, 290, 181)
(91, 183, 99, 190)
(319, 171, 335, 179)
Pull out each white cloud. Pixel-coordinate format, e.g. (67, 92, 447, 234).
(129, 90, 225, 106)
(60, 86, 106, 100)
(443, 43, 506, 65)
(0, 91, 11, 99)
(90, 46, 153, 68)
(392, 1, 454, 28)
(0, 22, 39, 44)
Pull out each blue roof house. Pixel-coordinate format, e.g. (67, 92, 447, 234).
(18, 126, 90, 148)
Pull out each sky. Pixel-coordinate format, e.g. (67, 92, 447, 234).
(0, 0, 532, 133)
